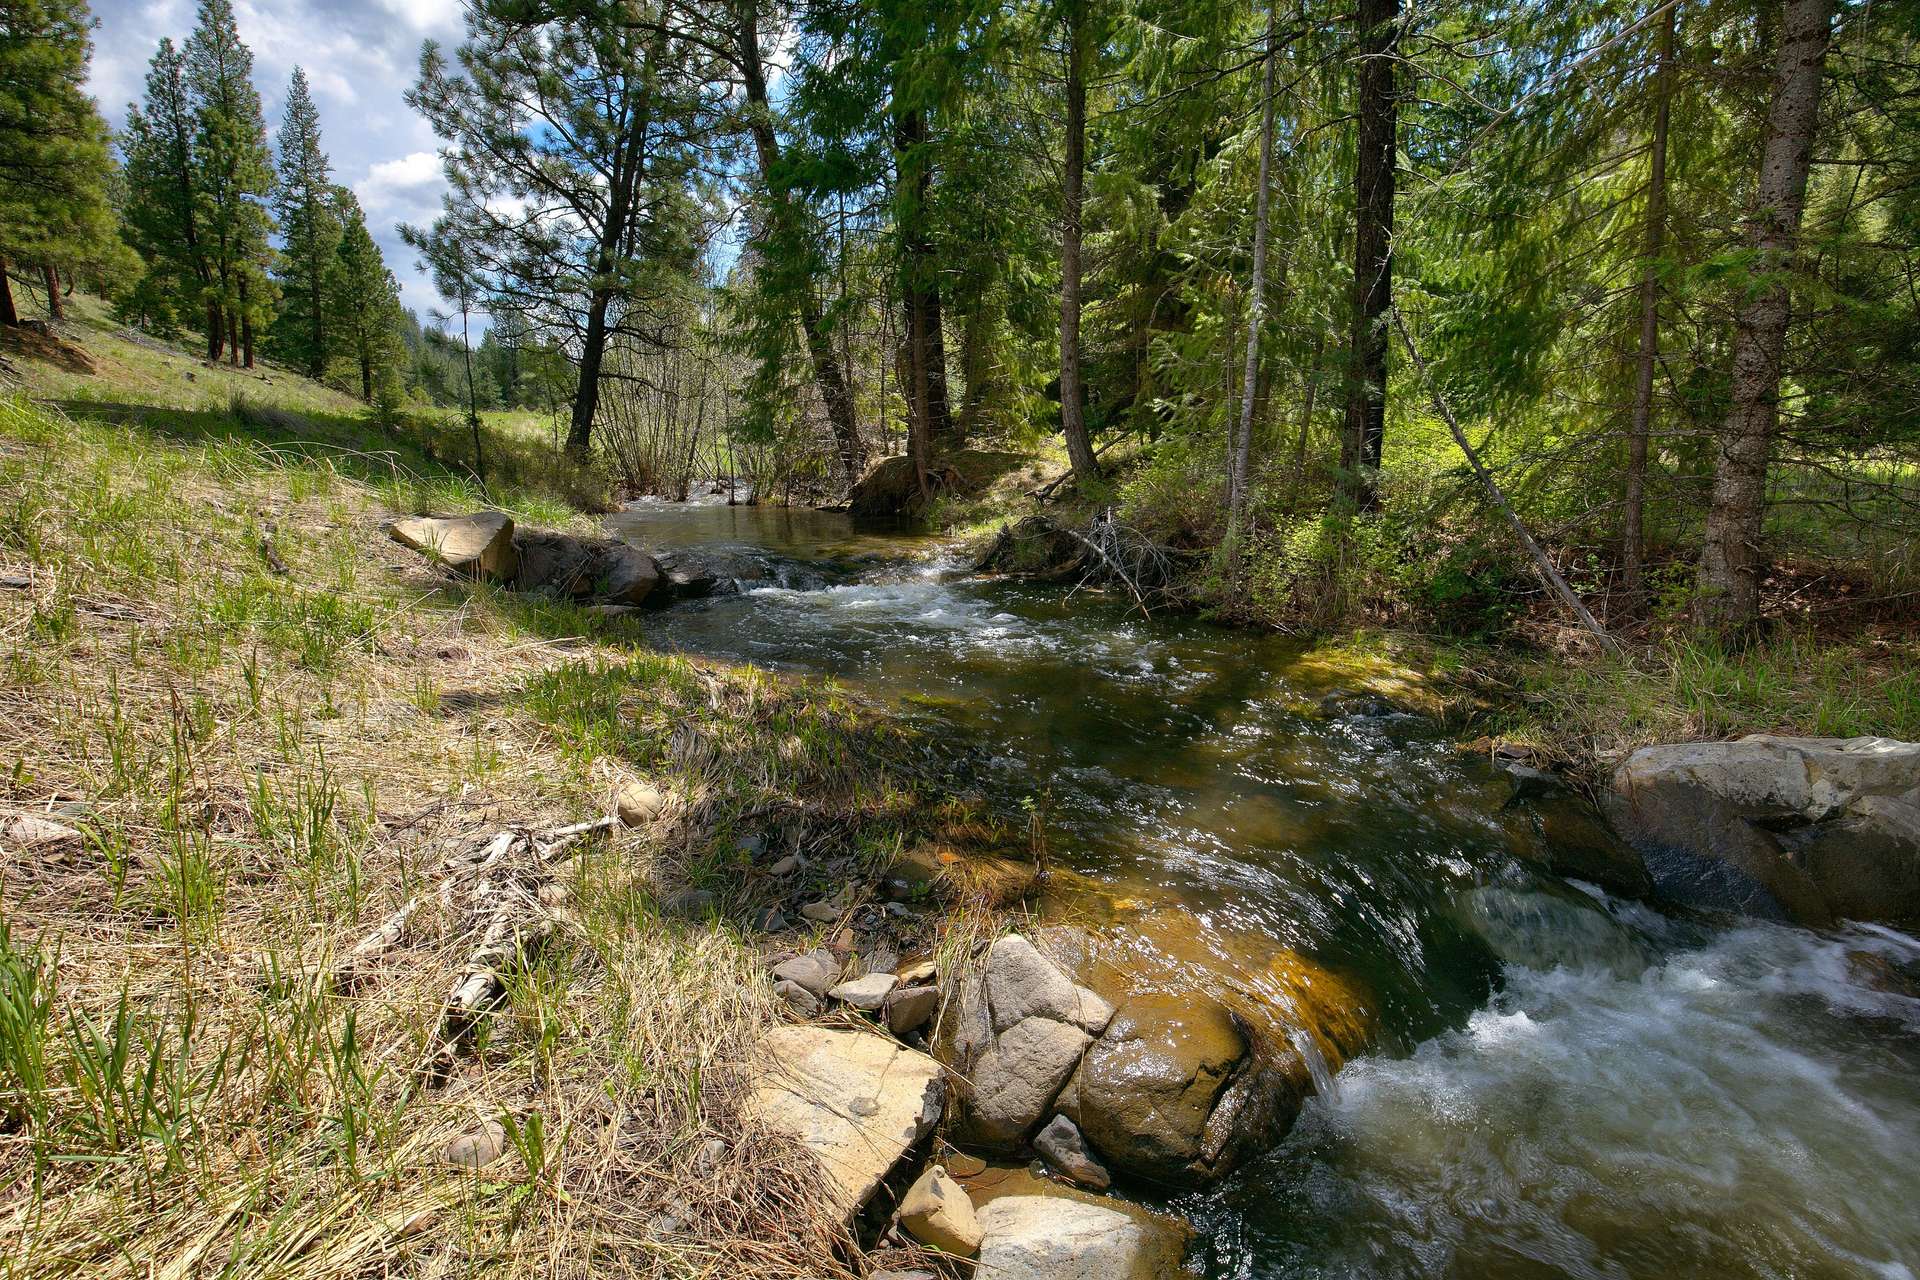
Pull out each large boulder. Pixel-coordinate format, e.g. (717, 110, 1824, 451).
(1055, 993, 1243, 1185)
(742, 1026, 944, 1222)
(936, 923, 1372, 1187)
(1607, 735, 1920, 926)
(389, 512, 518, 581)
(512, 532, 660, 606)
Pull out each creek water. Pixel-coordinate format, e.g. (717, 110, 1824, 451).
(607, 500, 1920, 1280)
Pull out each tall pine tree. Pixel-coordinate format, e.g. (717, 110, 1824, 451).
(0, 0, 122, 327)
(184, 0, 275, 367)
(122, 38, 213, 341)
(270, 66, 339, 377)
(327, 188, 405, 405)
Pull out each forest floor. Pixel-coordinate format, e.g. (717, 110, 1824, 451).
(0, 304, 977, 1278)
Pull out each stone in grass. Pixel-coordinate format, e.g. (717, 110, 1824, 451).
(829, 972, 898, 1011)
(772, 948, 840, 998)
(441, 1120, 507, 1169)
(775, 980, 822, 1018)
(885, 984, 941, 1037)
(1034, 1114, 1111, 1191)
(768, 854, 802, 877)
(897, 1165, 982, 1257)
(743, 1026, 945, 1222)
(2, 813, 82, 854)
(800, 900, 842, 923)
(616, 780, 667, 826)
(388, 511, 518, 581)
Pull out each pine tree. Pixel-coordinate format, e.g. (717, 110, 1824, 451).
(327, 188, 405, 404)
(270, 67, 339, 377)
(406, 2, 718, 456)
(122, 38, 212, 342)
(0, 0, 122, 327)
(185, 0, 275, 368)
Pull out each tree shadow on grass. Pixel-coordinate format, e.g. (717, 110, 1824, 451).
(52, 397, 607, 516)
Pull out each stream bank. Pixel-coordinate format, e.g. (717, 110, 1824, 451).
(597, 496, 1920, 1279)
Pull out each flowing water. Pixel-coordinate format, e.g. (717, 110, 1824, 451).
(608, 500, 1920, 1280)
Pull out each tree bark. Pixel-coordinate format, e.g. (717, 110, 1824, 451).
(227, 312, 239, 366)
(1339, 0, 1399, 511)
(1694, 0, 1832, 635)
(895, 106, 958, 465)
(42, 266, 64, 321)
(239, 275, 255, 369)
(207, 299, 224, 362)
(736, 0, 866, 484)
(569, 287, 613, 456)
(1622, 1, 1676, 605)
(0, 260, 17, 327)
(1295, 331, 1325, 480)
(1231, 0, 1280, 522)
(1059, 2, 1102, 488)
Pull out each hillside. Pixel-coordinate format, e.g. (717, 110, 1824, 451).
(0, 309, 959, 1278)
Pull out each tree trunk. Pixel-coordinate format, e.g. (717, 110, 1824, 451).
(42, 265, 64, 321)
(360, 341, 373, 401)
(207, 300, 224, 362)
(1694, 0, 1832, 635)
(1060, 4, 1102, 488)
(240, 276, 255, 369)
(227, 312, 240, 366)
(0, 260, 17, 326)
(895, 106, 958, 466)
(736, 0, 866, 485)
(1231, 0, 1280, 522)
(1623, 2, 1676, 605)
(1339, 0, 1399, 511)
(568, 288, 613, 456)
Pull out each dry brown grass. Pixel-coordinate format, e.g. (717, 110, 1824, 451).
(0, 392, 964, 1278)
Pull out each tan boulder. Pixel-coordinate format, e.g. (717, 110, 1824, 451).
(897, 1164, 981, 1257)
(388, 511, 517, 580)
(963, 1170, 1188, 1280)
(2, 812, 83, 853)
(742, 1025, 944, 1222)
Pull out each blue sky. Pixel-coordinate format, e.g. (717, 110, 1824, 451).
(88, 0, 467, 322)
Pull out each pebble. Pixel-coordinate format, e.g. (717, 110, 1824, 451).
(828, 972, 898, 1011)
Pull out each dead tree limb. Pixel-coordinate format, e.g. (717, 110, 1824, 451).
(1391, 308, 1627, 659)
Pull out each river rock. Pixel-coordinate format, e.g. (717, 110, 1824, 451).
(897, 1164, 982, 1257)
(1034, 1114, 1110, 1191)
(1608, 734, 1920, 926)
(772, 948, 839, 998)
(775, 979, 821, 1018)
(389, 511, 518, 580)
(1056, 993, 1242, 1185)
(742, 1025, 944, 1222)
(885, 983, 941, 1036)
(829, 972, 897, 1011)
(985, 936, 1113, 1035)
(972, 1195, 1164, 1280)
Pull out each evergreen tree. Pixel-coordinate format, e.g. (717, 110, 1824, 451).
(326, 188, 405, 404)
(270, 66, 340, 377)
(184, 0, 275, 367)
(405, 0, 719, 456)
(121, 38, 211, 340)
(0, 0, 122, 326)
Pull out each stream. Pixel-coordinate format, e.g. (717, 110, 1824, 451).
(607, 499, 1920, 1280)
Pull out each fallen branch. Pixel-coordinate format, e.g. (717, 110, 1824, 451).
(1392, 308, 1626, 660)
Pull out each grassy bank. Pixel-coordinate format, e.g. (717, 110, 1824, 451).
(0, 323, 979, 1276)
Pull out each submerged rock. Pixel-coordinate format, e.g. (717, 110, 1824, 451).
(1034, 1114, 1111, 1191)
(742, 1025, 944, 1222)
(1608, 734, 1920, 926)
(1461, 886, 1649, 977)
(388, 511, 518, 581)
